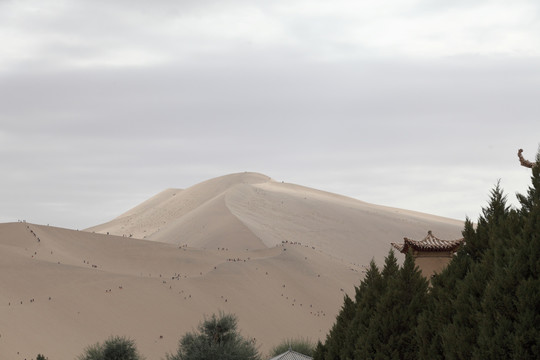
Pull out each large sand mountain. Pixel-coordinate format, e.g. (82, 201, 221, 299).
(1, 172, 464, 360)
(87, 172, 463, 265)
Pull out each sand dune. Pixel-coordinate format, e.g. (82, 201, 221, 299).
(86, 173, 272, 242)
(1, 172, 464, 359)
(88, 172, 463, 265)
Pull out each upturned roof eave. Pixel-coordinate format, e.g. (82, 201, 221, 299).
(392, 232, 464, 254)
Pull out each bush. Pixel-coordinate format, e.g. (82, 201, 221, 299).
(166, 312, 260, 360)
(269, 337, 315, 358)
(77, 335, 144, 360)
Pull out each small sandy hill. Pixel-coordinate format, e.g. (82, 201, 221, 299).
(1, 172, 465, 359)
(1, 222, 363, 360)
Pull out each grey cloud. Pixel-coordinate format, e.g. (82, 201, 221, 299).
(2, 56, 538, 140)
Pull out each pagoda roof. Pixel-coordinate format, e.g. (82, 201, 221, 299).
(391, 231, 464, 254)
(268, 350, 313, 360)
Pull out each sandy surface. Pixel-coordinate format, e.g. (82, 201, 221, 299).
(1, 172, 463, 359)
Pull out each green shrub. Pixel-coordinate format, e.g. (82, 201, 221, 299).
(77, 335, 144, 360)
(269, 337, 315, 358)
(166, 312, 260, 360)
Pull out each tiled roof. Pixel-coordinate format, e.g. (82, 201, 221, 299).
(391, 231, 464, 254)
(268, 350, 313, 360)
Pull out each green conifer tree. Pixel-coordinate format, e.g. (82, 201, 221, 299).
(319, 150, 540, 359)
(341, 261, 383, 360)
(381, 249, 399, 280)
(475, 151, 540, 359)
(361, 251, 427, 360)
(417, 182, 513, 359)
(322, 294, 356, 360)
(313, 341, 327, 360)
(351, 251, 400, 359)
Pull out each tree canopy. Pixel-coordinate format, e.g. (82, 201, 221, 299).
(166, 312, 261, 360)
(77, 336, 144, 360)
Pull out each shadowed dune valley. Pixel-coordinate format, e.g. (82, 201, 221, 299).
(0, 172, 464, 359)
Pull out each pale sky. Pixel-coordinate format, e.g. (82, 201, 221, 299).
(1, 0, 539, 229)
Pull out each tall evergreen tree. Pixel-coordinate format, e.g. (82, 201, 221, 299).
(318, 150, 540, 360)
(511, 152, 540, 358)
(360, 251, 428, 360)
(323, 294, 356, 360)
(475, 151, 540, 359)
(353, 251, 401, 359)
(313, 341, 328, 360)
(417, 182, 513, 359)
(341, 261, 383, 360)
(441, 260, 490, 359)
(381, 250, 399, 280)
(513, 278, 540, 358)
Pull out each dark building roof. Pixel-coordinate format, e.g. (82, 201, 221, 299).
(268, 350, 313, 360)
(391, 231, 464, 254)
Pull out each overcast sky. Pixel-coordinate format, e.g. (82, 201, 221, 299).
(1, 0, 539, 230)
